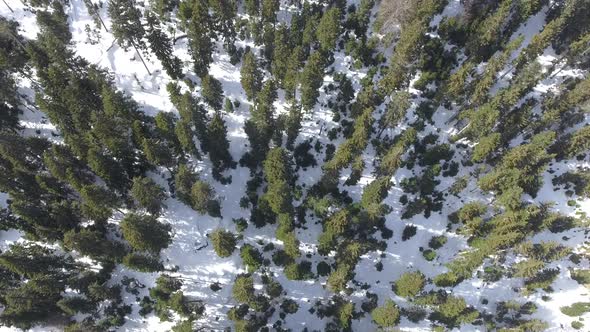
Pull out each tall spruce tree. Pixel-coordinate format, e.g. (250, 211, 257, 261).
(240, 50, 263, 101)
(146, 12, 183, 79)
(207, 113, 234, 180)
(300, 52, 325, 110)
(316, 7, 341, 51)
(201, 74, 224, 110)
(108, 0, 145, 50)
(187, 0, 213, 77)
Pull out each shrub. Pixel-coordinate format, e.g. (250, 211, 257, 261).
(394, 271, 426, 298)
(572, 321, 584, 330)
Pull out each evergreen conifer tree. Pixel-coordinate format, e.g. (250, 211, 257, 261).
(187, 0, 213, 77)
(201, 74, 224, 110)
(240, 50, 263, 101)
(300, 52, 324, 110)
(146, 13, 183, 79)
(207, 113, 234, 180)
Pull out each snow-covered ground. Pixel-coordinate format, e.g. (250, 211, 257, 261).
(1, 0, 590, 331)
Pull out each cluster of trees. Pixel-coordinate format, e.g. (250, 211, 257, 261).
(1, 0, 590, 330)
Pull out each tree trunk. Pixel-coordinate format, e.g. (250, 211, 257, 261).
(130, 39, 151, 75)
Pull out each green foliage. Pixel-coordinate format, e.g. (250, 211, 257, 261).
(63, 228, 126, 261)
(561, 302, 590, 317)
(394, 271, 426, 298)
(57, 296, 94, 315)
(240, 50, 262, 101)
(429, 235, 447, 250)
(300, 52, 325, 110)
(208, 113, 234, 180)
(240, 244, 262, 272)
(431, 296, 478, 328)
(131, 177, 166, 215)
(285, 261, 313, 280)
(210, 229, 236, 258)
(201, 74, 224, 110)
(190, 180, 221, 217)
(146, 13, 182, 79)
(423, 249, 436, 261)
(122, 252, 164, 272)
(187, 0, 214, 76)
(572, 321, 584, 330)
(327, 264, 353, 293)
(174, 164, 198, 204)
(571, 270, 590, 286)
(479, 132, 555, 210)
(316, 7, 341, 51)
(108, 0, 145, 50)
(371, 299, 400, 327)
(80, 184, 119, 224)
(263, 148, 293, 215)
(232, 275, 254, 303)
(472, 133, 501, 162)
(280, 298, 299, 314)
(402, 225, 417, 241)
(120, 213, 172, 253)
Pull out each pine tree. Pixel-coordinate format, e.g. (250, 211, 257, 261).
(210, 229, 237, 258)
(316, 7, 341, 51)
(108, 0, 145, 50)
(120, 213, 172, 253)
(300, 51, 324, 110)
(142, 138, 175, 169)
(240, 50, 263, 101)
(63, 228, 126, 261)
(393, 271, 426, 298)
(190, 180, 221, 217)
(379, 91, 411, 135)
(174, 119, 199, 157)
(262, 22, 275, 62)
(187, 0, 213, 77)
(263, 148, 293, 215)
(243, 0, 259, 16)
(131, 177, 166, 215)
(243, 80, 277, 166)
(261, 0, 279, 24)
(240, 244, 262, 272)
(283, 46, 304, 100)
(209, 0, 237, 48)
(207, 113, 234, 180)
(174, 163, 198, 204)
(337, 301, 354, 329)
(201, 74, 224, 110)
(285, 104, 303, 150)
(232, 275, 254, 303)
(79, 184, 119, 224)
(371, 299, 400, 327)
(271, 24, 290, 83)
(146, 13, 183, 79)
